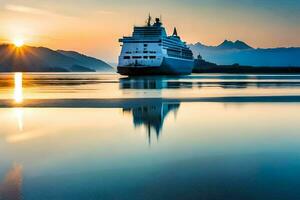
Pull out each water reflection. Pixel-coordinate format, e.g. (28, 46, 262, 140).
(14, 108, 24, 131)
(0, 164, 23, 200)
(2, 73, 300, 102)
(119, 75, 300, 91)
(120, 77, 193, 89)
(2, 74, 300, 199)
(123, 103, 180, 143)
(120, 77, 166, 89)
(13, 73, 23, 103)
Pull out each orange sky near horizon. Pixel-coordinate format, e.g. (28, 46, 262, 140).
(0, 0, 300, 62)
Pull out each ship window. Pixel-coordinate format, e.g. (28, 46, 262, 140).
(143, 56, 148, 59)
(125, 51, 132, 54)
(132, 56, 142, 59)
(149, 51, 156, 54)
(149, 56, 156, 59)
(143, 51, 148, 53)
(123, 56, 130, 59)
(144, 44, 148, 47)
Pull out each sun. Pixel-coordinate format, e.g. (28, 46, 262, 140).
(13, 38, 25, 47)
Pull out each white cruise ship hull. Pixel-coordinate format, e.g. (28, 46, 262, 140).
(117, 16, 195, 76)
(118, 57, 194, 76)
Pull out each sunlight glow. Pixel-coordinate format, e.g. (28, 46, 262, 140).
(13, 38, 24, 47)
(14, 73, 23, 103)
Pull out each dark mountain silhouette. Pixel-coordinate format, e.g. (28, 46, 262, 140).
(189, 40, 300, 66)
(217, 40, 253, 50)
(193, 40, 253, 51)
(0, 44, 113, 72)
(57, 50, 112, 71)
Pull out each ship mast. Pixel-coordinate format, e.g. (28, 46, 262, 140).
(147, 14, 152, 26)
(173, 27, 178, 36)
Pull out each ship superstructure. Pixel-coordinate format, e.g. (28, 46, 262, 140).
(117, 15, 194, 75)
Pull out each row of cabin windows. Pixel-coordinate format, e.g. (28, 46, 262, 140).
(123, 56, 156, 59)
(167, 49, 193, 58)
(125, 51, 156, 54)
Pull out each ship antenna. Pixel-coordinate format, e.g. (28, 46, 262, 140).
(173, 27, 178, 36)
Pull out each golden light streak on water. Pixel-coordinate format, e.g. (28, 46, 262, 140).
(14, 108, 24, 131)
(14, 73, 23, 104)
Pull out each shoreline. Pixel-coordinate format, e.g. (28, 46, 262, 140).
(193, 65, 300, 74)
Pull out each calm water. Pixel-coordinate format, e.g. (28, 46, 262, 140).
(1, 73, 300, 199)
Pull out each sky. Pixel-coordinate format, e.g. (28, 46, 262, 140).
(0, 0, 299, 62)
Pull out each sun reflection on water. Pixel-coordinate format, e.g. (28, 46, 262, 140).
(14, 108, 24, 131)
(14, 73, 23, 103)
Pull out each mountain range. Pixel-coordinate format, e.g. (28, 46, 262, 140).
(0, 44, 113, 72)
(189, 40, 300, 67)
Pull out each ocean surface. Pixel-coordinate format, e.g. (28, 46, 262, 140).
(1, 73, 300, 199)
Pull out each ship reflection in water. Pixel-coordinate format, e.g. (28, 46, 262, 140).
(120, 77, 166, 89)
(120, 77, 180, 143)
(119, 76, 193, 89)
(123, 103, 180, 143)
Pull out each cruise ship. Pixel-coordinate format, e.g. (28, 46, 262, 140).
(117, 15, 194, 75)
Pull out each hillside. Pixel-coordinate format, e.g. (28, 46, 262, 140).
(0, 44, 114, 72)
(57, 50, 112, 72)
(189, 40, 300, 67)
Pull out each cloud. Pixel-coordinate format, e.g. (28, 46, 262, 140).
(3, 4, 75, 19)
(5, 4, 53, 15)
(4, 4, 115, 18)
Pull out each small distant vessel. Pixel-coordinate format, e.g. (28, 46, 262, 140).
(117, 15, 194, 76)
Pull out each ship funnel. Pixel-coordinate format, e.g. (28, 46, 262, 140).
(154, 17, 161, 26)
